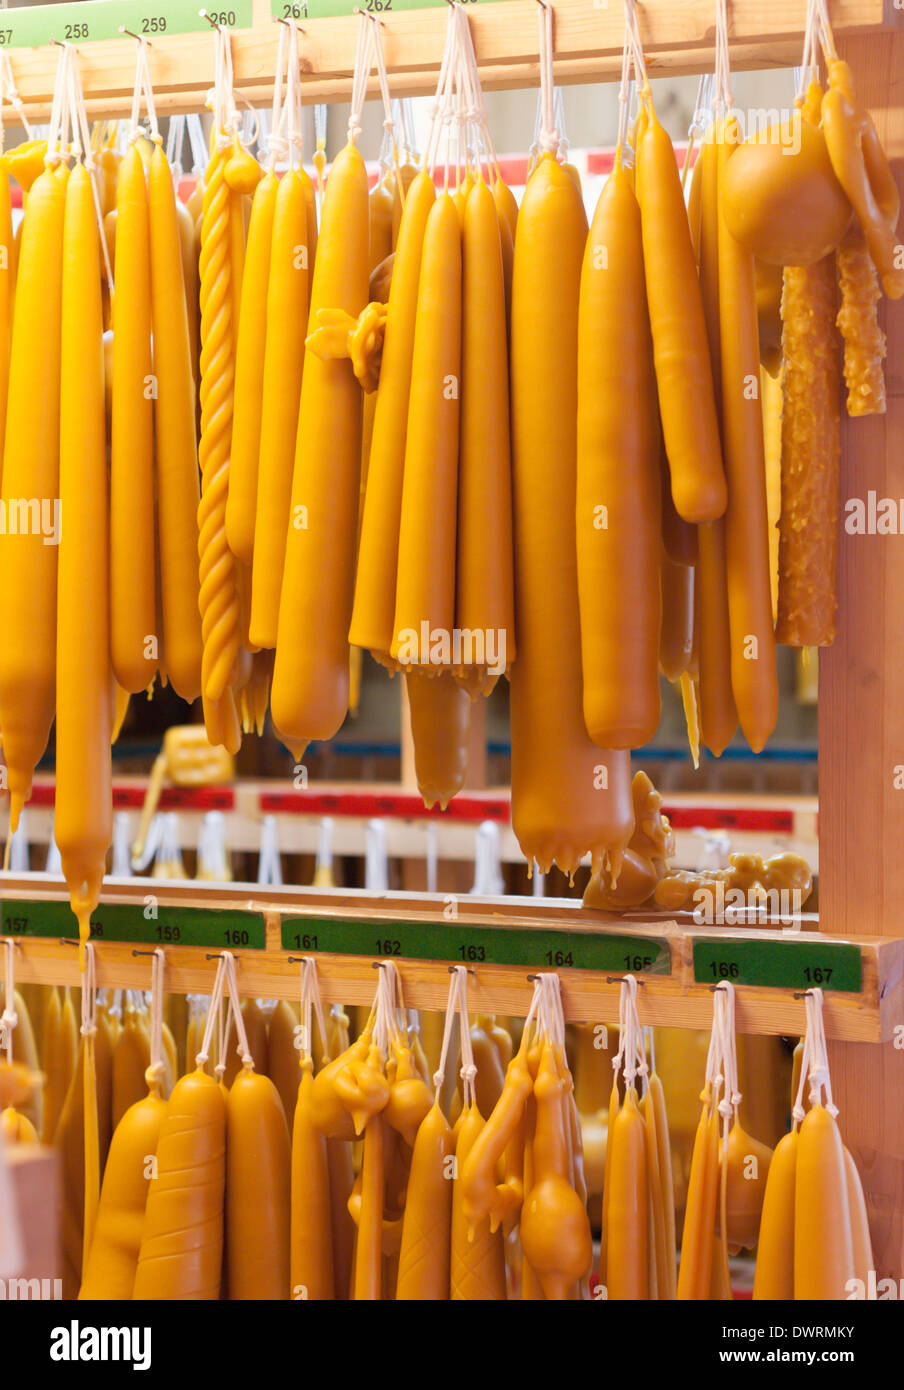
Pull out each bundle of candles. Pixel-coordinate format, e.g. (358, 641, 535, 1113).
(0, 940, 868, 1300)
(0, 0, 895, 954)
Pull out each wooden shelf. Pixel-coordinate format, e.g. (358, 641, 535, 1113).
(1, 0, 899, 119)
(3, 876, 899, 1042)
(12, 774, 819, 870)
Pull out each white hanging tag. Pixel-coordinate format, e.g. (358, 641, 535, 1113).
(258, 814, 283, 887)
(44, 816, 62, 876)
(197, 810, 229, 882)
(7, 810, 29, 874)
(364, 818, 388, 894)
(111, 812, 133, 878)
(471, 820, 504, 896)
(425, 822, 438, 895)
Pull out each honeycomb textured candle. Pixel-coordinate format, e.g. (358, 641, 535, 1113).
(776, 256, 841, 647)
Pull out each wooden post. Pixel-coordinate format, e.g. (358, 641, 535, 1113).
(820, 31, 904, 1283)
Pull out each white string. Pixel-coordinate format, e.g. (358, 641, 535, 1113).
(713, 984, 741, 1129)
(297, 956, 330, 1066)
(457, 976, 477, 1111)
(0, 941, 17, 1065)
(44, 41, 71, 168)
(814, 0, 837, 62)
(195, 954, 228, 1069)
(713, 0, 734, 115)
(268, 24, 290, 169)
(166, 112, 184, 170)
(456, 6, 497, 180)
(365, 12, 396, 165)
(347, 9, 374, 145)
(623, 0, 648, 93)
(63, 45, 115, 293)
(145, 949, 167, 1090)
(221, 952, 254, 1069)
(370, 961, 400, 1060)
(537, 1, 557, 154)
(207, 19, 241, 146)
(616, 6, 635, 155)
(539, 973, 566, 1053)
(611, 974, 647, 1091)
(217, 992, 234, 1078)
(286, 20, 303, 168)
(554, 86, 568, 164)
(433, 967, 464, 1102)
(138, 37, 160, 142)
(80, 942, 98, 1040)
(425, 3, 459, 177)
(127, 35, 159, 144)
(187, 113, 208, 175)
(803, 988, 838, 1117)
(0, 54, 31, 141)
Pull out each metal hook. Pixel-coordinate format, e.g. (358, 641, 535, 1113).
(448, 964, 476, 977)
(287, 954, 316, 964)
(59, 937, 80, 947)
(205, 951, 224, 961)
(606, 975, 645, 986)
(199, 9, 223, 31)
(275, 16, 305, 34)
(793, 989, 814, 1000)
(131, 949, 158, 958)
(119, 26, 151, 46)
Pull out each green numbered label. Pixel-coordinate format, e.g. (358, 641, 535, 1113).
(1, 898, 265, 951)
(693, 937, 862, 993)
(0, 0, 253, 50)
(281, 917, 670, 975)
(272, 0, 483, 19)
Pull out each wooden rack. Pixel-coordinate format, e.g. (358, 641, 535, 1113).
(1, 0, 900, 118)
(4, 876, 902, 1043)
(2, 0, 903, 1278)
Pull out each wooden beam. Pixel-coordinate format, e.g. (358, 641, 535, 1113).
(1, 0, 899, 119)
(819, 26, 904, 1286)
(3, 876, 900, 1041)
